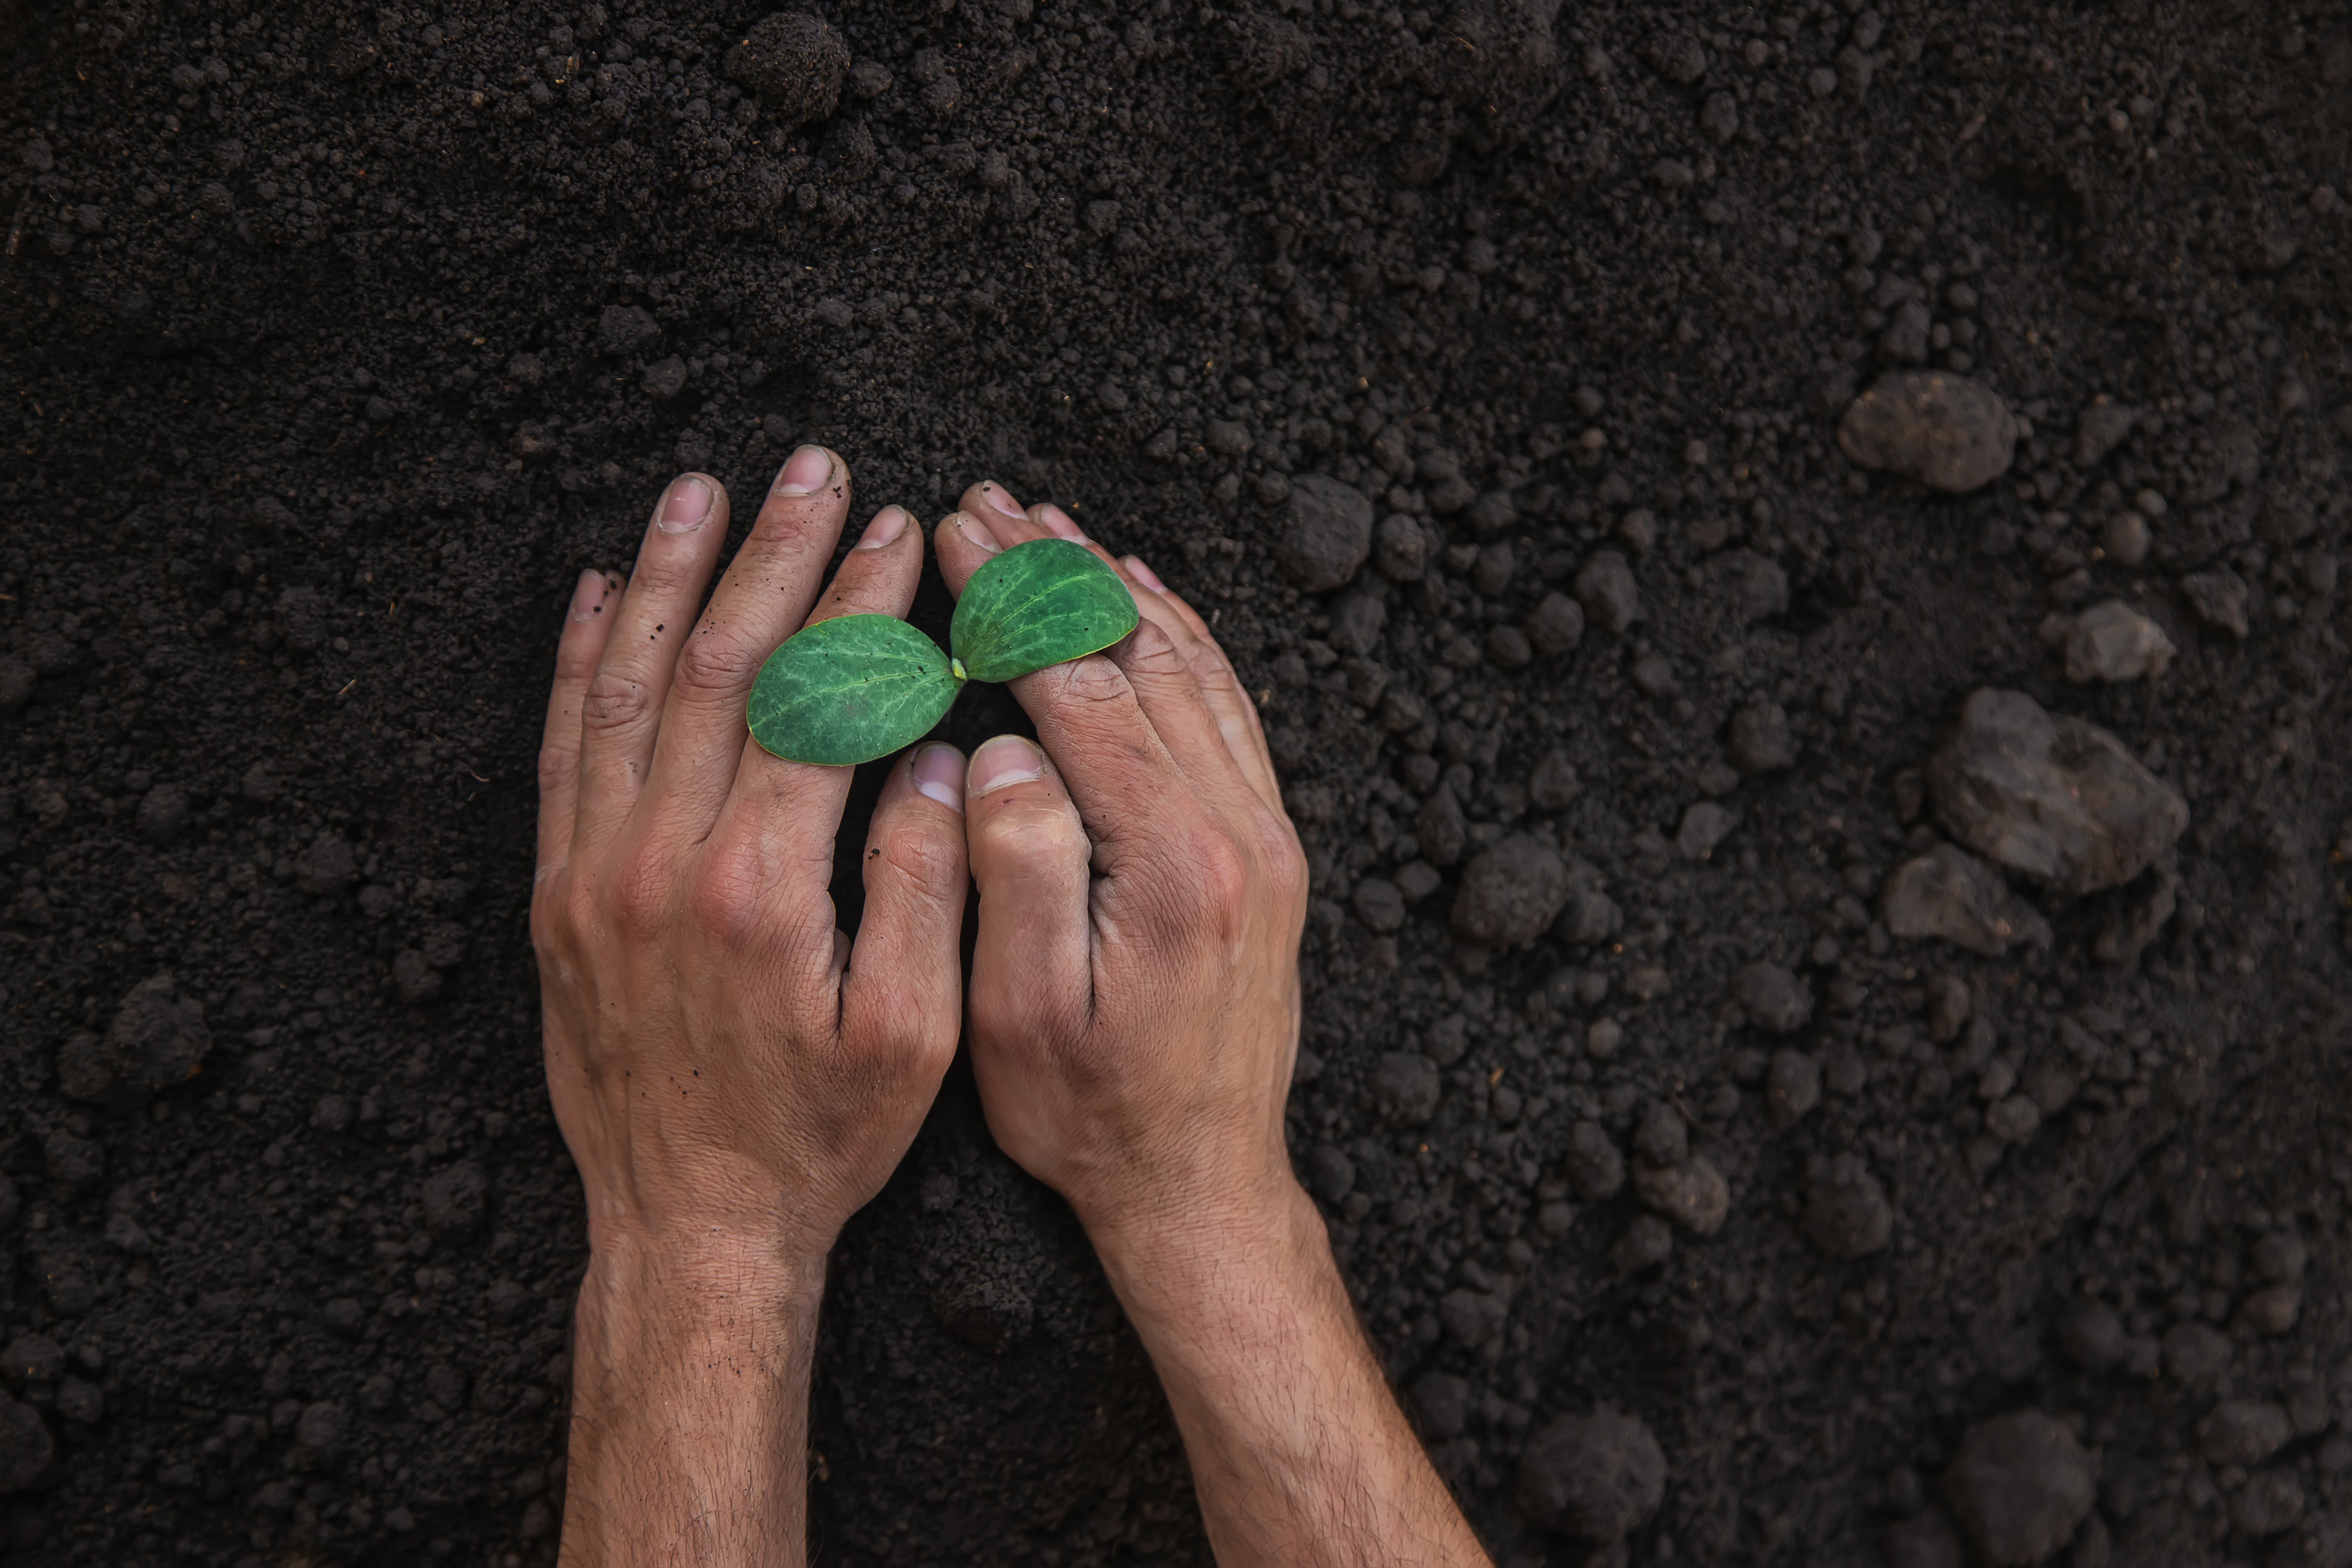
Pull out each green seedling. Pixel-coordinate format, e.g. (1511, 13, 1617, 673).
(746, 536, 1139, 766)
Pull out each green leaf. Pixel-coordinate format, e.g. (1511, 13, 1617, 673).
(747, 614, 962, 766)
(951, 537, 1141, 684)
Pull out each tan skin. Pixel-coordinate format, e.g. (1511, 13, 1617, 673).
(533, 450, 1491, 1567)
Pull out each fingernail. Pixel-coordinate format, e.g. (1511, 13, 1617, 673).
(774, 446, 833, 496)
(1036, 503, 1085, 541)
(910, 744, 965, 812)
(568, 568, 606, 620)
(955, 512, 1003, 554)
(968, 735, 1045, 796)
(1124, 555, 1166, 592)
(655, 476, 713, 534)
(979, 482, 1026, 523)
(857, 505, 910, 551)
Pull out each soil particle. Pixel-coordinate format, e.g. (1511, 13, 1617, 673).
(69, 973, 211, 1104)
(1881, 845, 2053, 957)
(1927, 689, 2188, 895)
(0, 1396, 52, 1493)
(1803, 1153, 1893, 1259)
(1516, 1409, 1666, 1542)
(1765, 1050, 1821, 1130)
(2200, 1401, 2293, 1468)
(1372, 513, 1428, 582)
(723, 12, 851, 129)
(1730, 962, 1811, 1034)
(2058, 602, 2176, 684)
(1725, 700, 1796, 773)
(1631, 1155, 1729, 1236)
(1564, 1121, 1625, 1201)
(1572, 551, 1640, 635)
(1836, 372, 2019, 494)
(2232, 1471, 2306, 1538)
(2179, 569, 2252, 638)
(132, 783, 188, 846)
(1452, 835, 1568, 947)
(1881, 1510, 1966, 1568)
(1369, 1052, 1441, 1126)
(1940, 1412, 2097, 1565)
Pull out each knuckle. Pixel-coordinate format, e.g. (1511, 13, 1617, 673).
(1049, 654, 1133, 713)
(671, 625, 758, 701)
(606, 845, 674, 935)
(872, 821, 963, 904)
(535, 742, 576, 796)
(683, 842, 772, 944)
(980, 801, 1085, 867)
(581, 668, 655, 740)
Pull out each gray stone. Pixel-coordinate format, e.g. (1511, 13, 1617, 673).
(292, 831, 358, 896)
(421, 1160, 486, 1233)
(1565, 1121, 1625, 1200)
(1574, 551, 1640, 633)
(596, 303, 660, 356)
(2075, 398, 2139, 465)
(1838, 371, 2017, 492)
(2062, 600, 2174, 683)
(134, 784, 189, 845)
(1326, 589, 1386, 656)
(0, 1395, 51, 1493)
(1942, 1412, 2097, 1565)
(1881, 844, 2052, 956)
(1725, 700, 1795, 772)
(2180, 568, 2250, 637)
(1453, 835, 1570, 947)
(1411, 1371, 1471, 1438)
(2233, 1471, 2306, 1538)
(1526, 591, 1585, 655)
(1517, 1410, 1667, 1540)
(1372, 512, 1427, 580)
(1674, 801, 1737, 861)
(1439, 1288, 1508, 1348)
(1274, 475, 1374, 590)
(1765, 1049, 1820, 1128)
(1351, 877, 1406, 933)
(1926, 688, 2188, 893)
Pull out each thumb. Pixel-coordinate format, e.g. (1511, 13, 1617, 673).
(964, 735, 1094, 1051)
(841, 744, 971, 1069)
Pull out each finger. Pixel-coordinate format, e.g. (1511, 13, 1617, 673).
(962, 735, 1094, 1057)
(934, 479, 1052, 593)
(720, 500, 934, 873)
(571, 473, 732, 851)
(536, 568, 623, 882)
(840, 743, 971, 1081)
(639, 447, 851, 840)
(1123, 554, 1283, 813)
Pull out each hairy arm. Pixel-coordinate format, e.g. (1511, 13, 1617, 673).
(562, 1242, 822, 1567)
(1095, 1188, 1489, 1567)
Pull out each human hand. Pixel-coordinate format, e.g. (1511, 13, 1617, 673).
(533, 451, 969, 1564)
(930, 481, 1309, 1262)
(934, 484, 1486, 1567)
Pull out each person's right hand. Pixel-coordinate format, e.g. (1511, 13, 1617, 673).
(930, 482, 1309, 1261)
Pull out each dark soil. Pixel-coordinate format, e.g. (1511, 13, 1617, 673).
(4, 0, 2352, 1562)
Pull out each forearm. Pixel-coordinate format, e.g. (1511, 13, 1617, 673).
(560, 1237, 824, 1568)
(1090, 1181, 1492, 1568)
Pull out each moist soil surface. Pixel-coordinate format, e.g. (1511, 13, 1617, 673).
(4, 0, 2352, 1563)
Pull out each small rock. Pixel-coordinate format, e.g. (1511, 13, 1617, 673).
(1725, 700, 1795, 772)
(0, 1335, 63, 1382)
(134, 784, 189, 845)
(1526, 591, 1585, 655)
(2238, 1284, 2302, 1334)
(1732, 962, 1811, 1033)
(393, 949, 443, 1004)
(292, 831, 358, 896)
(2102, 511, 2151, 567)
(2062, 600, 2175, 683)
(1942, 1412, 2097, 1565)
(1452, 835, 1570, 947)
(2233, 1471, 2306, 1538)
(2057, 1301, 2127, 1372)
(1305, 1144, 1355, 1202)
(1279, 475, 1383, 592)
(1984, 1094, 2041, 1144)
(2202, 1401, 2292, 1468)
(1553, 871, 1621, 945)
(1326, 589, 1386, 656)
(1611, 1214, 1674, 1272)
(101, 972, 212, 1098)
(2162, 1322, 2232, 1388)
(1565, 1121, 1625, 1200)
(1926, 688, 2188, 893)
(1882, 1510, 1966, 1568)
(1411, 1371, 1471, 1438)
(54, 1375, 101, 1426)
(1632, 1155, 1730, 1234)
(641, 355, 689, 401)
(722, 12, 850, 129)
(1574, 551, 1640, 634)
(1881, 844, 2052, 956)
(1439, 1288, 1508, 1348)
(1804, 1153, 1893, 1258)
(0, 657, 34, 714)
(596, 303, 660, 356)
(1528, 749, 1580, 809)
(1352, 877, 1406, 933)
(1838, 371, 2018, 493)
(1370, 1052, 1441, 1125)
(2075, 398, 2139, 466)
(1632, 1103, 1687, 1168)
(2180, 568, 2250, 637)
(1517, 1410, 1667, 1540)
(1417, 786, 1467, 868)
(1372, 513, 1427, 580)
(421, 1160, 487, 1234)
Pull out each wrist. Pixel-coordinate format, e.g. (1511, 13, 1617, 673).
(1084, 1174, 1345, 1356)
